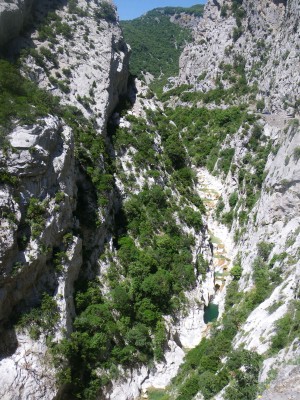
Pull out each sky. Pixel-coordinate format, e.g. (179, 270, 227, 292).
(113, 0, 206, 21)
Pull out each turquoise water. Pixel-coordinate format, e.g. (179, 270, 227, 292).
(204, 303, 219, 324)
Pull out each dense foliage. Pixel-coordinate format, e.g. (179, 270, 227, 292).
(160, 105, 254, 171)
(163, 246, 285, 400)
(0, 60, 59, 131)
(52, 113, 207, 399)
(17, 293, 60, 340)
(154, 5, 204, 18)
(120, 8, 193, 87)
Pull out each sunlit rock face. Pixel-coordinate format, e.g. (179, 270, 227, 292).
(178, 0, 300, 113)
(0, 0, 130, 398)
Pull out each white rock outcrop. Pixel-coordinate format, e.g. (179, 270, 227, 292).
(0, 1, 130, 398)
(178, 0, 300, 112)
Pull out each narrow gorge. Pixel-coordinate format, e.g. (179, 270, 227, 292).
(0, 0, 299, 400)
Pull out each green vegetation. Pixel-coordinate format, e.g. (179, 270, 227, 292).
(257, 241, 274, 262)
(158, 84, 193, 102)
(160, 105, 254, 171)
(61, 106, 113, 209)
(26, 197, 48, 240)
(229, 191, 239, 208)
(230, 264, 242, 280)
(270, 300, 300, 352)
(1, 6, 288, 397)
(49, 92, 276, 398)
(94, 1, 117, 22)
(17, 293, 59, 340)
(231, 0, 246, 41)
(0, 60, 59, 131)
(121, 8, 193, 91)
(0, 170, 19, 185)
(148, 389, 167, 400)
(163, 246, 285, 400)
(293, 146, 300, 161)
(52, 111, 207, 399)
(166, 57, 254, 105)
(256, 99, 265, 112)
(38, 11, 73, 42)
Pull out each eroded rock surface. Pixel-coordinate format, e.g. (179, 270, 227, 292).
(178, 0, 300, 112)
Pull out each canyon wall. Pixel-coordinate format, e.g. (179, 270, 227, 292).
(175, 1, 300, 398)
(0, 0, 130, 398)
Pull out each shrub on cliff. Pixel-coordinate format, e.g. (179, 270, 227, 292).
(0, 60, 59, 128)
(95, 2, 116, 22)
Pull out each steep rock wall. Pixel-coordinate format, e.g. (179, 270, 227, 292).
(0, 0, 130, 398)
(174, 0, 300, 398)
(178, 0, 300, 112)
(0, 0, 34, 47)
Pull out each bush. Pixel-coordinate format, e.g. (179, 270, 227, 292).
(221, 5, 228, 17)
(222, 211, 234, 227)
(0, 60, 60, 128)
(270, 301, 300, 352)
(164, 134, 187, 169)
(177, 374, 200, 399)
(233, 26, 243, 42)
(257, 241, 274, 261)
(230, 264, 242, 280)
(293, 146, 300, 161)
(224, 350, 262, 400)
(256, 99, 265, 112)
(17, 293, 59, 339)
(26, 197, 47, 239)
(0, 169, 19, 185)
(95, 2, 117, 22)
(216, 199, 225, 218)
(229, 191, 239, 208)
(218, 148, 235, 175)
(179, 207, 203, 231)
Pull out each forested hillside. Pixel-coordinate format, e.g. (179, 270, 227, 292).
(120, 5, 204, 91)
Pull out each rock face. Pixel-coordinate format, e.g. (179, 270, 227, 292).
(0, 115, 80, 399)
(170, 0, 300, 398)
(0, 0, 130, 398)
(17, 0, 130, 132)
(0, 116, 77, 317)
(0, 0, 34, 47)
(178, 0, 300, 112)
(259, 339, 300, 400)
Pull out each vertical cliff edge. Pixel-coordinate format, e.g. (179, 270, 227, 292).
(0, 0, 129, 398)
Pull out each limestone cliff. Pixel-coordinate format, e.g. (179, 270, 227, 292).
(0, 0, 34, 47)
(0, 0, 130, 398)
(179, 0, 300, 113)
(170, 0, 300, 398)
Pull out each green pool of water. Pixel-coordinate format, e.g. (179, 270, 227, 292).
(204, 303, 219, 324)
